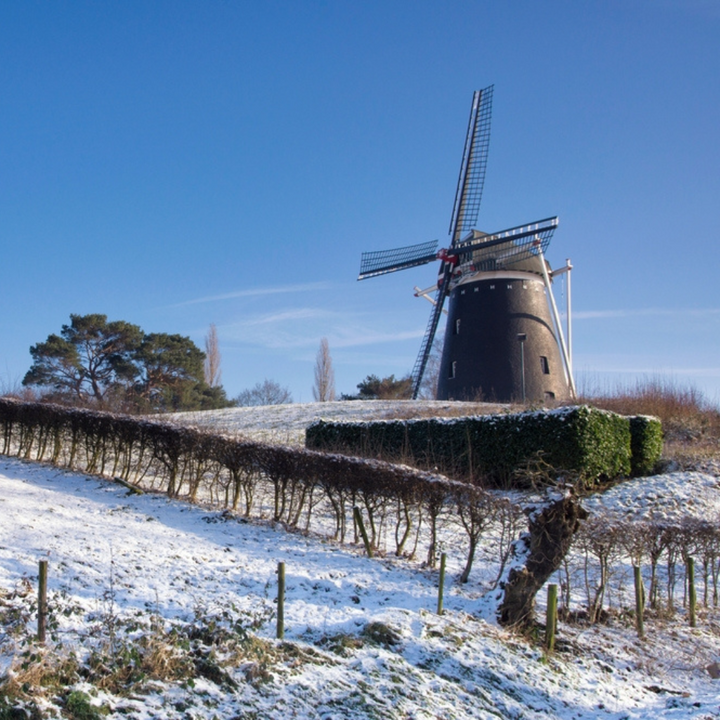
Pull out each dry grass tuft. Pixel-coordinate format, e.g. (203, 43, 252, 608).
(0, 645, 81, 699)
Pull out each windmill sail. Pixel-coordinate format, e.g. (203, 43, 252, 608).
(411, 263, 453, 398)
(448, 85, 493, 246)
(451, 217, 559, 268)
(358, 239, 438, 280)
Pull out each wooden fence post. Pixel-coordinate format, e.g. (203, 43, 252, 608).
(38, 559, 48, 644)
(545, 583, 558, 653)
(437, 552, 447, 615)
(688, 556, 697, 628)
(633, 564, 645, 639)
(276, 561, 285, 640)
(353, 506, 373, 558)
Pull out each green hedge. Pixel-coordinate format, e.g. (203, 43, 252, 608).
(305, 406, 656, 487)
(628, 415, 664, 477)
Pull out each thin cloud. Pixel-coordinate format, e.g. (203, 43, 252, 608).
(578, 365, 720, 378)
(167, 281, 333, 308)
(574, 308, 720, 321)
(240, 308, 339, 327)
(330, 328, 424, 348)
(236, 324, 424, 350)
(221, 306, 425, 350)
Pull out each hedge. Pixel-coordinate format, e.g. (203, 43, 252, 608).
(0, 398, 664, 587)
(628, 415, 664, 477)
(0, 398, 513, 576)
(306, 405, 662, 487)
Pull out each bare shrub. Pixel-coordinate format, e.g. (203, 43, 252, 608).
(235, 379, 293, 407)
(453, 485, 497, 583)
(573, 514, 623, 622)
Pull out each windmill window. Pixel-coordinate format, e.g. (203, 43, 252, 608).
(474, 287, 479, 292)
(461, 289, 466, 295)
(455, 319, 461, 335)
(540, 356, 550, 374)
(507, 284, 513, 290)
(449, 361, 457, 379)
(490, 284, 495, 290)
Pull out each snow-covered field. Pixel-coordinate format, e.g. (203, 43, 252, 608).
(2, 451, 720, 718)
(171, 399, 508, 446)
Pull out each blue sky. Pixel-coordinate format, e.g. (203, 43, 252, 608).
(1, 0, 719, 404)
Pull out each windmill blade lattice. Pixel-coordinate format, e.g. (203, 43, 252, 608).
(411, 263, 453, 399)
(358, 239, 438, 280)
(449, 85, 493, 245)
(451, 216, 558, 269)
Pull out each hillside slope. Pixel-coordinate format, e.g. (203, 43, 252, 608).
(170, 399, 509, 445)
(2, 456, 720, 719)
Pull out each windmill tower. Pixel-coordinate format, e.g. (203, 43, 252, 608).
(358, 87, 575, 403)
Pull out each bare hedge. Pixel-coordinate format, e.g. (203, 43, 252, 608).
(0, 398, 512, 578)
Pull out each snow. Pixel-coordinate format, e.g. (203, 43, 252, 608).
(583, 470, 720, 523)
(171, 399, 508, 446)
(2, 401, 720, 718)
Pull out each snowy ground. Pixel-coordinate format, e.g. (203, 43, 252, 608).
(2, 452, 720, 719)
(171, 399, 509, 446)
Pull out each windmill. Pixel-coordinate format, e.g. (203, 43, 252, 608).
(358, 86, 576, 403)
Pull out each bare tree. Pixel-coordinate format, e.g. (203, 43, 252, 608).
(204, 323, 222, 388)
(235, 379, 293, 406)
(312, 337, 336, 402)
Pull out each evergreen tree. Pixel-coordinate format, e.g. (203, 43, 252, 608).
(343, 374, 413, 400)
(23, 314, 142, 404)
(23, 314, 231, 413)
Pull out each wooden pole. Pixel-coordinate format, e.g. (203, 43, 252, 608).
(437, 552, 447, 615)
(688, 556, 697, 628)
(38, 560, 48, 644)
(545, 583, 558, 653)
(633, 565, 645, 639)
(276, 562, 285, 640)
(353, 506, 373, 558)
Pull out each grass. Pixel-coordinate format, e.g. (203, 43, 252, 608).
(0, 589, 286, 715)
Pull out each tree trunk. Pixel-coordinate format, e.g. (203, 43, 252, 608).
(498, 490, 587, 628)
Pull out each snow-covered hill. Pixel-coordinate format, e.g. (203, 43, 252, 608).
(170, 399, 509, 446)
(2, 453, 720, 719)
